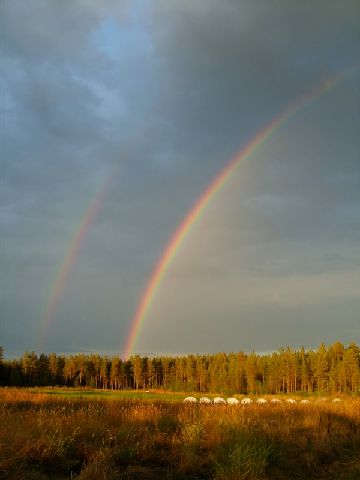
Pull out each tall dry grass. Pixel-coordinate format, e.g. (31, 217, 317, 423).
(0, 388, 359, 479)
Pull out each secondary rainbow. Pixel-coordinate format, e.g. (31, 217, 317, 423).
(124, 75, 342, 359)
(37, 168, 117, 351)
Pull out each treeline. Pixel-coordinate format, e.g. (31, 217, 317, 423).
(0, 342, 359, 395)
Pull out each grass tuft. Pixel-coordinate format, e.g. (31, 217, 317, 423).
(213, 431, 279, 480)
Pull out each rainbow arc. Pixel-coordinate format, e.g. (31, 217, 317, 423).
(37, 168, 118, 351)
(123, 74, 343, 360)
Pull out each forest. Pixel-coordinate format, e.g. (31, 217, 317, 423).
(0, 341, 359, 395)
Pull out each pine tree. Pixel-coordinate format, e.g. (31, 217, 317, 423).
(132, 355, 143, 390)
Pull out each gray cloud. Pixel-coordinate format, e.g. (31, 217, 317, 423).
(1, 0, 359, 357)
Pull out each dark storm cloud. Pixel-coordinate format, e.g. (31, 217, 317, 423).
(149, 0, 359, 143)
(1, 0, 359, 356)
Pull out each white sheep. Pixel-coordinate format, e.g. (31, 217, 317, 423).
(256, 398, 267, 404)
(241, 397, 253, 405)
(271, 398, 282, 403)
(199, 396, 211, 404)
(333, 398, 342, 403)
(213, 396, 226, 404)
(183, 396, 197, 403)
(300, 399, 310, 404)
(227, 397, 239, 405)
(286, 398, 296, 404)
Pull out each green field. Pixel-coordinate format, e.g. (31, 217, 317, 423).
(28, 387, 188, 402)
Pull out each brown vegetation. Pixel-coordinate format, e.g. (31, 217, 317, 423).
(0, 388, 359, 479)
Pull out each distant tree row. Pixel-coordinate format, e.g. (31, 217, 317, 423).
(0, 342, 359, 395)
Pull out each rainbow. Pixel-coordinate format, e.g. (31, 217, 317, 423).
(37, 168, 117, 351)
(124, 75, 343, 359)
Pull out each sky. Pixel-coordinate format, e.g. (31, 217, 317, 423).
(1, 0, 359, 359)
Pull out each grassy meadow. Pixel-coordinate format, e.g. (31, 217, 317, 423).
(1, 388, 360, 480)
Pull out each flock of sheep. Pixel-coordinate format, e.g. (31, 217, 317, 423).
(183, 396, 343, 405)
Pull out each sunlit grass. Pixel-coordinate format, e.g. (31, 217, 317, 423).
(1, 388, 359, 479)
